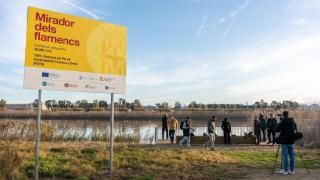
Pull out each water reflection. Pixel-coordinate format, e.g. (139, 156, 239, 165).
(46, 120, 253, 144)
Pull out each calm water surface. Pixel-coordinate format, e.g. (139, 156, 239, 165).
(44, 119, 253, 144)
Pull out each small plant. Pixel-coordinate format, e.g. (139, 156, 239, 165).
(81, 148, 97, 158)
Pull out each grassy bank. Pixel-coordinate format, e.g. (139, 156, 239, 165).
(1, 140, 319, 180)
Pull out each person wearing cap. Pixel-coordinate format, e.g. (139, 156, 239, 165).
(267, 114, 278, 145)
(204, 116, 216, 150)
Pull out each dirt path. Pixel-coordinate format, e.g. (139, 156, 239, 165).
(154, 140, 278, 150)
(244, 169, 320, 180)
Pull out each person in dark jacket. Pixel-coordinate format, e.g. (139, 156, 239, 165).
(179, 117, 192, 147)
(253, 116, 261, 145)
(161, 113, 168, 140)
(259, 113, 267, 142)
(275, 111, 296, 175)
(267, 114, 278, 145)
(221, 118, 231, 144)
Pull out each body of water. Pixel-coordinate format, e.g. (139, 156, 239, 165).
(45, 119, 253, 144)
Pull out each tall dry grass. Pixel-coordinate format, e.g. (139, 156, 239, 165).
(247, 110, 320, 146)
(0, 120, 140, 143)
(0, 140, 24, 179)
(290, 110, 320, 146)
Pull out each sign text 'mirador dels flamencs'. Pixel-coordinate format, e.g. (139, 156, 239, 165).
(24, 6, 127, 94)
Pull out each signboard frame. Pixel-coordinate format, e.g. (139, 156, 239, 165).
(24, 6, 127, 179)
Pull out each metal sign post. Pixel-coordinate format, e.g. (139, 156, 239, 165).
(35, 89, 42, 180)
(109, 93, 114, 175)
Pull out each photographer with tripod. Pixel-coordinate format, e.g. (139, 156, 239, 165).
(274, 111, 297, 175)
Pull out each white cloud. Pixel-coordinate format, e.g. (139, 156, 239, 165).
(191, 0, 207, 4)
(291, 18, 312, 26)
(127, 57, 218, 87)
(218, 17, 226, 23)
(224, 31, 320, 100)
(208, 0, 251, 39)
(222, 16, 238, 39)
(221, 0, 250, 39)
(225, 33, 320, 73)
(229, 10, 238, 17)
(193, 13, 208, 48)
(60, 0, 100, 19)
(285, 0, 320, 12)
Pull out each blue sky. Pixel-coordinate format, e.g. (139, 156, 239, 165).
(0, 0, 320, 105)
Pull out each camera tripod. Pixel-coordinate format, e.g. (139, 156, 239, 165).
(272, 144, 310, 175)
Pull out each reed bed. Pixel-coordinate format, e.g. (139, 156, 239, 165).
(0, 110, 319, 145)
(0, 120, 140, 144)
(291, 110, 320, 146)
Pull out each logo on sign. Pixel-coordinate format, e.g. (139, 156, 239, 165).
(41, 72, 60, 78)
(41, 81, 54, 87)
(85, 85, 96, 89)
(64, 83, 77, 88)
(42, 72, 49, 77)
(100, 77, 113, 82)
(79, 76, 98, 81)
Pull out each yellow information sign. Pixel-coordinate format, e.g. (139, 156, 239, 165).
(24, 6, 127, 93)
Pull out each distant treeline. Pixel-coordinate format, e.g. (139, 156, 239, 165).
(1, 98, 319, 112)
(0, 110, 251, 120)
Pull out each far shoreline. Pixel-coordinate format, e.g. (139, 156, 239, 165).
(0, 109, 255, 120)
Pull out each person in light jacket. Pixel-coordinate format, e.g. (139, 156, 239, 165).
(204, 116, 216, 150)
(169, 117, 179, 144)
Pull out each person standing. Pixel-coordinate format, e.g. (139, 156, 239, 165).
(161, 113, 168, 140)
(267, 114, 278, 145)
(169, 117, 178, 144)
(179, 117, 191, 148)
(275, 111, 296, 175)
(204, 116, 216, 150)
(259, 113, 267, 142)
(253, 116, 261, 145)
(221, 118, 231, 144)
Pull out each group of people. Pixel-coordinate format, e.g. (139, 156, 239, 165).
(161, 114, 194, 145)
(203, 116, 232, 150)
(253, 113, 278, 145)
(161, 111, 298, 175)
(161, 114, 232, 150)
(252, 111, 298, 175)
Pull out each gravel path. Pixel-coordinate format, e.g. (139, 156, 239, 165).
(244, 169, 320, 180)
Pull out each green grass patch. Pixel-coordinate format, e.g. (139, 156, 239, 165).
(1, 141, 319, 179)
